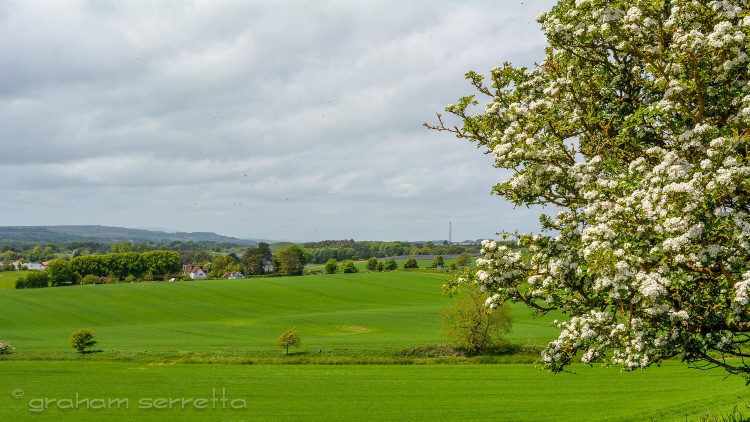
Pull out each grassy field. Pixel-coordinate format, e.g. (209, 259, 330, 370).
(0, 272, 559, 355)
(1, 271, 748, 420)
(0, 361, 747, 421)
(0, 271, 19, 290)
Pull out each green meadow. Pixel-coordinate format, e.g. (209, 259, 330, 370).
(0, 361, 748, 421)
(0, 271, 748, 420)
(0, 271, 18, 290)
(0, 272, 513, 353)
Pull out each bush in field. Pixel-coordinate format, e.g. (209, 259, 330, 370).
(455, 253, 471, 267)
(383, 259, 398, 271)
(403, 258, 418, 269)
(276, 327, 301, 355)
(376, 262, 384, 272)
(366, 257, 378, 271)
(341, 260, 358, 273)
(324, 259, 338, 274)
(79, 274, 101, 285)
(0, 341, 13, 354)
(432, 255, 445, 268)
(70, 329, 97, 353)
(440, 285, 512, 355)
(15, 271, 49, 289)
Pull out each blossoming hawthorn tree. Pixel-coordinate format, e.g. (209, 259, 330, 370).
(427, 0, 750, 377)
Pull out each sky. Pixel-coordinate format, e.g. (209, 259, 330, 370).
(1, 0, 557, 242)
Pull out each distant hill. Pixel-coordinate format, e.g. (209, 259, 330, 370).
(0, 225, 256, 246)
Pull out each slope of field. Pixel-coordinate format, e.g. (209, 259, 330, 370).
(0, 272, 559, 354)
(0, 361, 746, 421)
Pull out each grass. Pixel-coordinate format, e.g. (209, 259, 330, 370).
(0, 272, 560, 355)
(0, 361, 747, 421)
(1, 271, 748, 421)
(0, 271, 19, 290)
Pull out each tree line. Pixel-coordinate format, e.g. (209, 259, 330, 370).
(303, 240, 485, 264)
(15, 250, 181, 288)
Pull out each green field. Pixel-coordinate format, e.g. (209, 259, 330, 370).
(0, 271, 18, 290)
(0, 272, 557, 354)
(0, 361, 747, 421)
(1, 272, 748, 420)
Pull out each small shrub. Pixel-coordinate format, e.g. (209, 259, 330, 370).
(340, 260, 358, 273)
(432, 255, 445, 268)
(440, 286, 512, 355)
(403, 258, 418, 269)
(15, 271, 50, 289)
(456, 252, 471, 267)
(79, 274, 100, 285)
(324, 259, 338, 274)
(383, 259, 398, 271)
(70, 329, 97, 353)
(0, 341, 13, 354)
(366, 257, 378, 271)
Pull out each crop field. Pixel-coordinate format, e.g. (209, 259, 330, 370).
(0, 272, 557, 354)
(0, 271, 18, 290)
(0, 361, 748, 421)
(1, 271, 748, 420)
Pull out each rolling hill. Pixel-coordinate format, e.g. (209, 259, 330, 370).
(0, 225, 256, 245)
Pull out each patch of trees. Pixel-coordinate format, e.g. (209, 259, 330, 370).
(69, 250, 180, 281)
(16, 251, 181, 288)
(303, 240, 482, 264)
(272, 245, 308, 276)
(242, 242, 272, 275)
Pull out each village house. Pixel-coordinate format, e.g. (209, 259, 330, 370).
(182, 264, 207, 280)
(13, 260, 47, 271)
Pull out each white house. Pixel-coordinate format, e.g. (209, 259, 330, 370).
(14, 261, 47, 271)
(189, 268, 207, 280)
(224, 272, 244, 279)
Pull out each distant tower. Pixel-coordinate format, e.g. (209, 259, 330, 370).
(449, 221, 452, 244)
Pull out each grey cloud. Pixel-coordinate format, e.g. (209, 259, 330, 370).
(1, 0, 555, 241)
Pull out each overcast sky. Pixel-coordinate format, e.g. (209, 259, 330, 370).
(1, 0, 556, 242)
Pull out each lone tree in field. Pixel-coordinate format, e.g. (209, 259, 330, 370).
(70, 329, 97, 353)
(440, 283, 513, 355)
(428, 0, 750, 377)
(276, 327, 301, 355)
